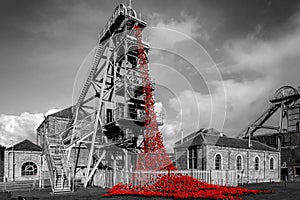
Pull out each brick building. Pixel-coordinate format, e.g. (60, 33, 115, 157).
(36, 107, 89, 180)
(4, 140, 43, 181)
(37, 107, 138, 173)
(174, 129, 281, 183)
(0, 145, 5, 179)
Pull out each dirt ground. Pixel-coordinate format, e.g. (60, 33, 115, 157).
(2, 181, 300, 200)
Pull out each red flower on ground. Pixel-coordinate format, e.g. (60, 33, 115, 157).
(104, 173, 272, 200)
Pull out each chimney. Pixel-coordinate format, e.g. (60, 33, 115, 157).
(248, 135, 252, 147)
(127, 0, 132, 8)
(277, 137, 281, 151)
(181, 130, 184, 144)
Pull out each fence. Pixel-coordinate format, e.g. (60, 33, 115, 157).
(0, 180, 36, 192)
(93, 169, 238, 188)
(0, 178, 52, 192)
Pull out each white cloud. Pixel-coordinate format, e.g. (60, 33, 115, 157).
(146, 13, 224, 152)
(153, 11, 300, 153)
(145, 12, 210, 53)
(224, 16, 300, 88)
(0, 108, 63, 146)
(149, 12, 204, 40)
(216, 13, 300, 135)
(160, 121, 181, 152)
(154, 102, 163, 114)
(0, 112, 44, 146)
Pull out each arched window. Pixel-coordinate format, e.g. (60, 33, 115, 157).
(215, 154, 222, 170)
(21, 162, 37, 176)
(255, 156, 259, 170)
(270, 157, 274, 170)
(236, 155, 242, 170)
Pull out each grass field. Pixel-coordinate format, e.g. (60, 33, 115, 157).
(241, 182, 300, 200)
(3, 181, 300, 200)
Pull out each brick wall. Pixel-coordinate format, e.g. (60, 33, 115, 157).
(0, 146, 4, 178)
(175, 148, 187, 169)
(4, 150, 42, 181)
(291, 133, 300, 146)
(175, 145, 280, 183)
(206, 145, 280, 183)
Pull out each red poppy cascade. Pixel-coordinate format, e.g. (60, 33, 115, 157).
(104, 26, 272, 199)
(134, 25, 176, 172)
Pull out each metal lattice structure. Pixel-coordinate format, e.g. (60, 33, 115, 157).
(238, 85, 300, 139)
(43, 3, 164, 192)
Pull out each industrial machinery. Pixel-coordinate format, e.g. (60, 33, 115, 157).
(238, 85, 300, 146)
(43, 3, 163, 192)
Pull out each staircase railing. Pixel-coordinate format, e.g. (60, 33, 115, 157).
(44, 135, 56, 191)
(45, 130, 72, 191)
(56, 143, 71, 189)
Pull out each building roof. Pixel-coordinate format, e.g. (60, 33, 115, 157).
(174, 128, 226, 146)
(48, 106, 74, 119)
(37, 106, 75, 131)
(174, 131, 279, 152)
(6, 139, 42, 151)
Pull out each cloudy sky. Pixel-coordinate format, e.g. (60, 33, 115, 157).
(0, 0, 300, 152)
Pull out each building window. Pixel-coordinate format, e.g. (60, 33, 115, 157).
(270, 157, 274, 170)
(215, 154, 222, 170)
(117, 103, 125, 118)
(296, 167, 300, 176)
(269, 136, 276, 145)
(106, 109, 113, 123)
(255, 156, 259, 170)
(188, 147, 197, 169)
(236, 155, 242, 170)
(21, 162, 37, 176)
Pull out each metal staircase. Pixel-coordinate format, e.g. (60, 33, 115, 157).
(76, 44, 105, 107)
(45, 134, 71, 193)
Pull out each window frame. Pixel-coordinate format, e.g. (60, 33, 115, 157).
(254, 156, 259, 171)
(236, 155, 242, 171)
(188, 147, 197, 169)
(21, 161, 38, 176)
(214, 153, 222, 170)
(270, 157, 274, 170)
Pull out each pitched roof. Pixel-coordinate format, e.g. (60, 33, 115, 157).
(174, 132, 278, 152)
(37, 106, 75, 131)
(175, 128, 226, 146)
(48, 106, 74, 119)
(6, 139, 42, 151)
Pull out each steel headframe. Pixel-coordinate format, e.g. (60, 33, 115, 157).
(237, 85, 300, 139)
(59, 3, 150, 187)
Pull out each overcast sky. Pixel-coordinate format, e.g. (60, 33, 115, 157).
(1, 0, 300, 151)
